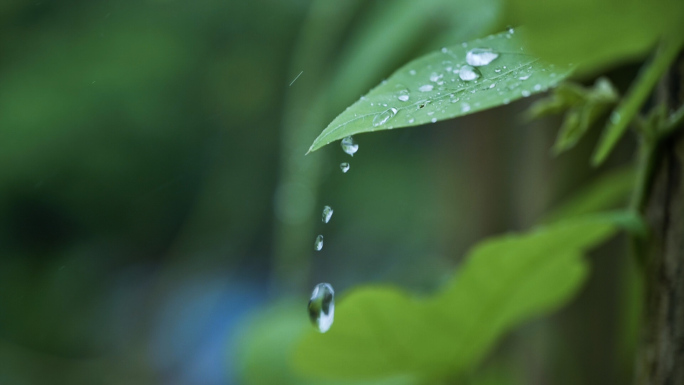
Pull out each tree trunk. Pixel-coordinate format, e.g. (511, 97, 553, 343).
(635, 55, 684, 385)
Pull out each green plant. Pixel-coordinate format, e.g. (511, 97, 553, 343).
(254, 0, 684, 384)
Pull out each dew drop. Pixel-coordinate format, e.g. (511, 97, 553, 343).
(341, 136, 358, 156)
(519, 75, 530, 80)
(462, 103, 471, 112)
(429, 72, 442, 82)
(419, 84, 434, 92)
(521, 90, 531, 97)
(459, 65, 480, 81)
(409, 69, 416, 75)
(308, 283, 334, 333)
(322, 206, 333, 223)
(466, 48, 499, 66)
(340, 162, 350, 173)
(372, 108, 398, 127)
(489, 83, 496, 89)
(431, 118, 437, 123)
(314, 235, 324, 251)
(397, 90, 409, 102)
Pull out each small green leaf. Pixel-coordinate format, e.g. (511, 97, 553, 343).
(307, 30, 572, 153)
(530, 78, 618, 154)
(293, 213, 630, 381)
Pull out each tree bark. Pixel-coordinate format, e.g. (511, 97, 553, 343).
(635, 55, 684, 385)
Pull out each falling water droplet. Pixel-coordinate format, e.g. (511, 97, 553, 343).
(314, 235, 324, 251)
(397, 90, 409, 102)
(466, 48, 499, 66)
(308, 283, 335, 333)
(322, 206, 333, 223)
(341, 136, 358, 156)
(340, 162, 350, 173)
(459, 65, 480, 81)
(372, 108, 398, 127)
(419, 84, 434, 92)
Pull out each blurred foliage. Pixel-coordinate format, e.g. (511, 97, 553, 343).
(294, 213, 633, 382)
(507, 0, 684, 73)
(0, 0, 666, 384)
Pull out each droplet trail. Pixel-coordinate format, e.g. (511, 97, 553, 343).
(308, 283, 335, 333)
(322, 206, 333, 223)
(314, 235, 324, 251)
(341, 136, 358, 156)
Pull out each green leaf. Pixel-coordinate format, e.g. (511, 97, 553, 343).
(293, 213, 630, 381)
(307, 30, 573, 154)
(507, 0, 684, 73)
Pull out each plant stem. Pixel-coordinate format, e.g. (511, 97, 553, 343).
(592, 36, 684, 166)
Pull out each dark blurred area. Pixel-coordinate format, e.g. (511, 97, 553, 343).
(0, 1, 639, 384)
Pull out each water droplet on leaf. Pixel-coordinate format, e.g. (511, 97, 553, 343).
(340, 163, 350, 173)
(372, 108, 398, 127)
(419, 84, 434, 92)
(397, 90, 409, 102)
(308, 283, 334, 333)
(341, 136, 358, 156)
(466, 48, 499, 66)
(459, 65, 480, 81)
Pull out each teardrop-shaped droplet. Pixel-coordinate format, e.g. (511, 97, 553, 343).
(372, 108, 398, 127)
(314, 235, 324, 251)
(322, 205, 333, 223)
(397, 90, 409, 102)
(341, 136, 358, 156)
(459, 65, 480, 81)
(340, 162, 350, 173)
(308, 283, 335, 333)
(466, 48, 499, 66)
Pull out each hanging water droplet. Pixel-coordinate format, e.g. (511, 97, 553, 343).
(419, 84, 434, 92)
(314, 235, 324, 251)
(308, 283, 334, 333)
(340, 162, 350, 173)
(459, 65, 480, 81)
(341, 136, 358, 156)
(431, 117, 437, 123)
(397, 90, 409, 102)
(322, 206, 333, 224)
(372, 107, 398, 127)
(466, 48, 499, 66)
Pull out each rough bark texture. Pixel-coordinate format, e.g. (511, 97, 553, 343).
(635, 55, 684, 385)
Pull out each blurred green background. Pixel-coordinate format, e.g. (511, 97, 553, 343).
(0, 0, 645, 384)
